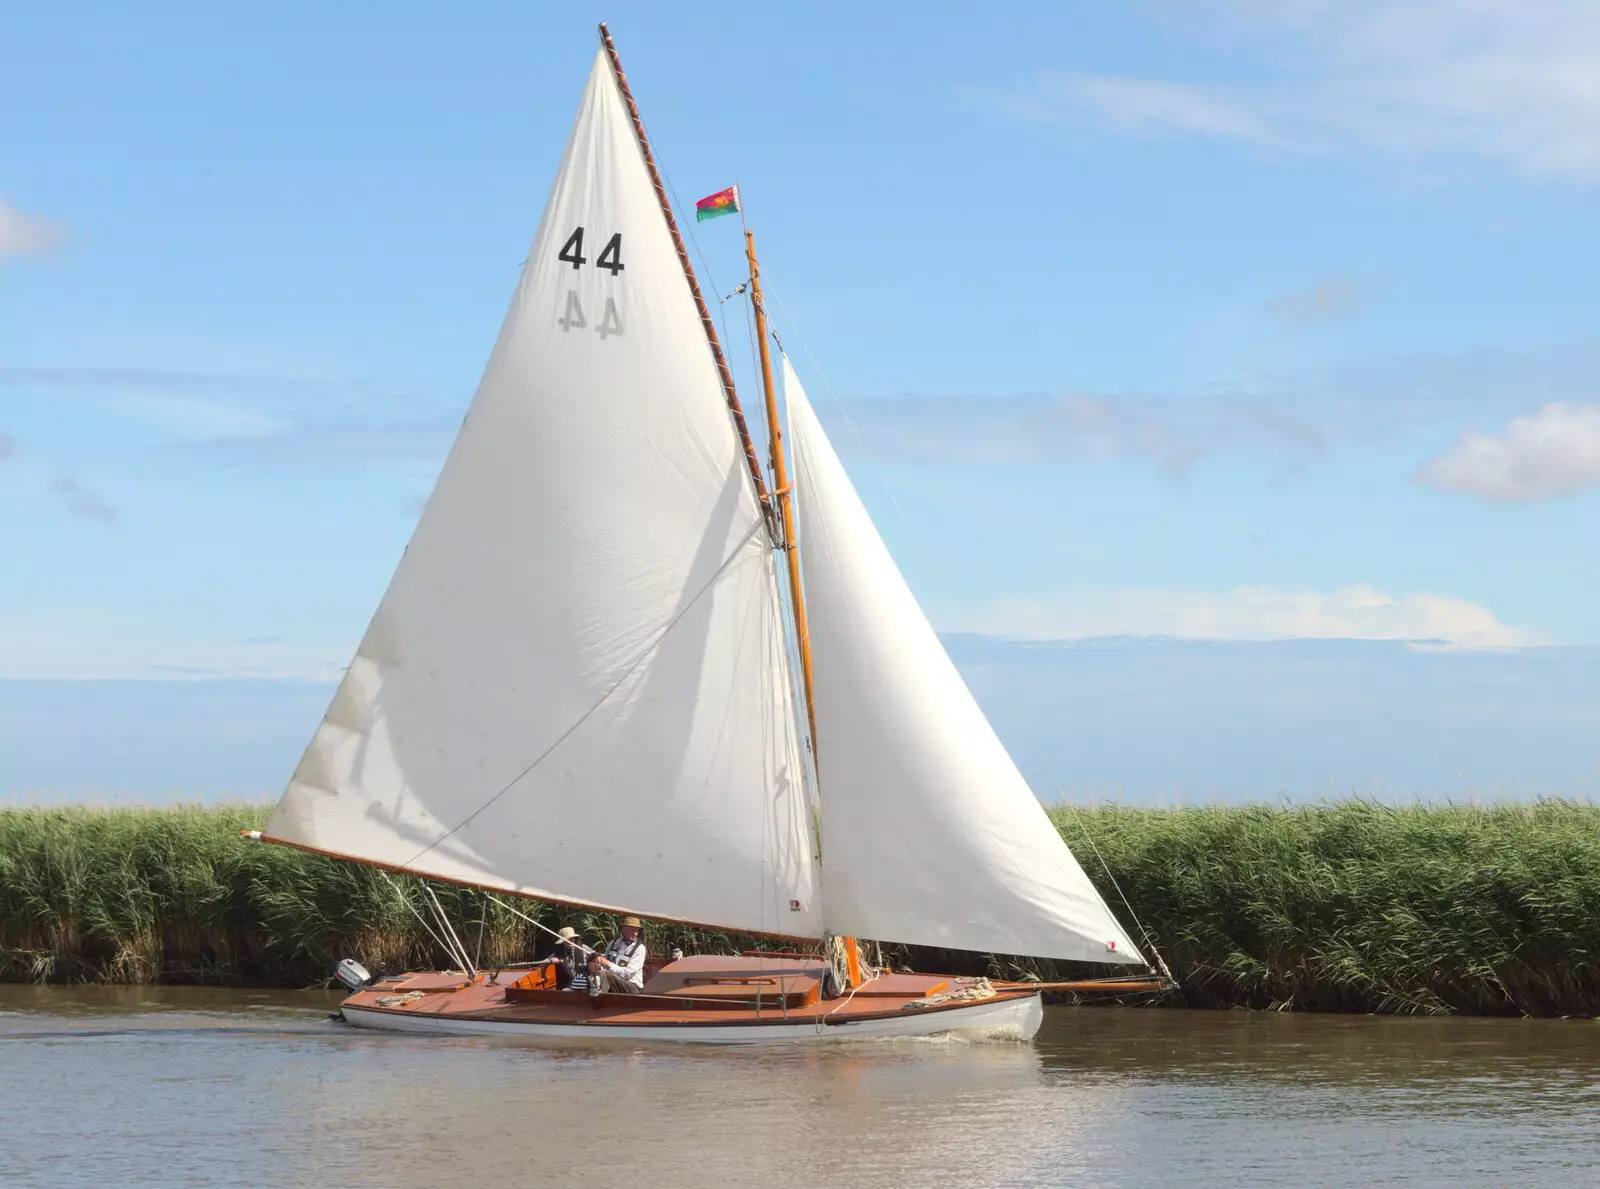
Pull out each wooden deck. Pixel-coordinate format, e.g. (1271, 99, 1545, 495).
(342, 954, 1028, 1031)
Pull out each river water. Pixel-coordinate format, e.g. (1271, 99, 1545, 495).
(4, 986, 1598, 1187)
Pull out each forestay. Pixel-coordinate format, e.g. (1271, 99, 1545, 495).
(784, 359, 1143, 964)
(266, 51, 819, 939)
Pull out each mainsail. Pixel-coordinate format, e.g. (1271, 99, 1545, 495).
(265, 50, 820, 939)
(783, 358, 1144, 964)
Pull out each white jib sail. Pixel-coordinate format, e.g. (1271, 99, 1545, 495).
(266, 50, 820, 939)
(784, 358, 1143, 963)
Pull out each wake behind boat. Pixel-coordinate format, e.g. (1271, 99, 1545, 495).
(246, 25, 1171, 1043)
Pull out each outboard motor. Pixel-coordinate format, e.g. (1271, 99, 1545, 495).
(335, 958, 373, 993)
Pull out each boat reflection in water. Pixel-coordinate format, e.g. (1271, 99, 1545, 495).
(9, 987, 1599, 1187)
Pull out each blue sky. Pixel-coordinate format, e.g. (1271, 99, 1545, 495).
(3, 2, 1598, 797)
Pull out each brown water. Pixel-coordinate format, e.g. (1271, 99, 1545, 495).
(4, 986, 1598, 1188)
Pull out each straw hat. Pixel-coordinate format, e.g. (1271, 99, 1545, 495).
(622, 916, 643, 929)
(556, 926, 578, 940)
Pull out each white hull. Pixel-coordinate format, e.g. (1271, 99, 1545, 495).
(341, 992, 1043, 1044)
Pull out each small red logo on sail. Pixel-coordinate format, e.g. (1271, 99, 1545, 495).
(789, 899, 803, 911)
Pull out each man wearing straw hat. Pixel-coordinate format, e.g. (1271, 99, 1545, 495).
(587, 916, 648, 997)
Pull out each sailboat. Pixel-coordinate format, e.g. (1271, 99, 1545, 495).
(247, 25, 1168, 1042)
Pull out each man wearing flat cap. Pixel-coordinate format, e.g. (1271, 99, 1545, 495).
(587, 916, 647, 996)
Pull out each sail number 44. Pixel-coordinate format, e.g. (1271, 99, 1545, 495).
(556, 227, 624, 339)
(558, 227, 624, 274)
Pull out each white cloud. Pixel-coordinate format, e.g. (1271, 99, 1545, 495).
(829, 343, 1596, 473)
(976, 1, 1600, 183)
(0, 197, 64, 257)
(984, 73, 1272, 142)
(1416, 402, 1600, 501)
(952, 584, 1537, 648)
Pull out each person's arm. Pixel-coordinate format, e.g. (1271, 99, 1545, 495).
(617, 943, 647, 984)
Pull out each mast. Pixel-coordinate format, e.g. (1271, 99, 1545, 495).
(744, 230, 818, 755)
(746, 229, 858, 984)
(595, 28, 836, 969)
(597, 24, 775, 532)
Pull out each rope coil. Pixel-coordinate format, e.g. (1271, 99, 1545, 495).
(900, 977, 997, 1011)
(373, 990, 426, 1008)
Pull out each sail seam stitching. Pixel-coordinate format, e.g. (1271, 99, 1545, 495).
(397, 517, 770, 870)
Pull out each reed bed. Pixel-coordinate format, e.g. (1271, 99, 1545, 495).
(3, 801, 1597, 1015)
(1047, 800, 1600, 1016)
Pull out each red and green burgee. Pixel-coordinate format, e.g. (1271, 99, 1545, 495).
(695, 185, 740, 222)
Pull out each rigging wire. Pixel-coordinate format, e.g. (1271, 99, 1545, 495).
(379, 871, 472, 973)
(764, 284, 1176, 984)
(765, 287, 920, 538)
(1040, 759, 1177, 984)
(718, 269, 823, 851)
(473, 897, 488, 971)
(422, 882, 477, 977)
(398, 518, 769, 870)
(485, 894, 599, 959)
(653, 153, 771, 514)
(650, 146, 740, 399)
(652, 154, 810, 855)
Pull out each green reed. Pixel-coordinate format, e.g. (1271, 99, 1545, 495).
(0, 804, 539, 985)
(3, 800, 1598, 1015)
(1047, 800, 1600, 1015)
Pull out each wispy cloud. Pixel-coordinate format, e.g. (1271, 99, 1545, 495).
(1416, 402, 1600, 501)
(978, 73, 1274, 143)
(0, 606, 345, 680)
(837, 390, 1327, 474)
(0, 197, 64, 258)
(828, 344, 1596, 473)
(49, 473, 118, 523)
(951, 584, 1537, 649)
(971, 1, 1600, 183)
(0, 432, 15, 464)
(0, 365, 456, 468)
(1265, 276, 1361, 326)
